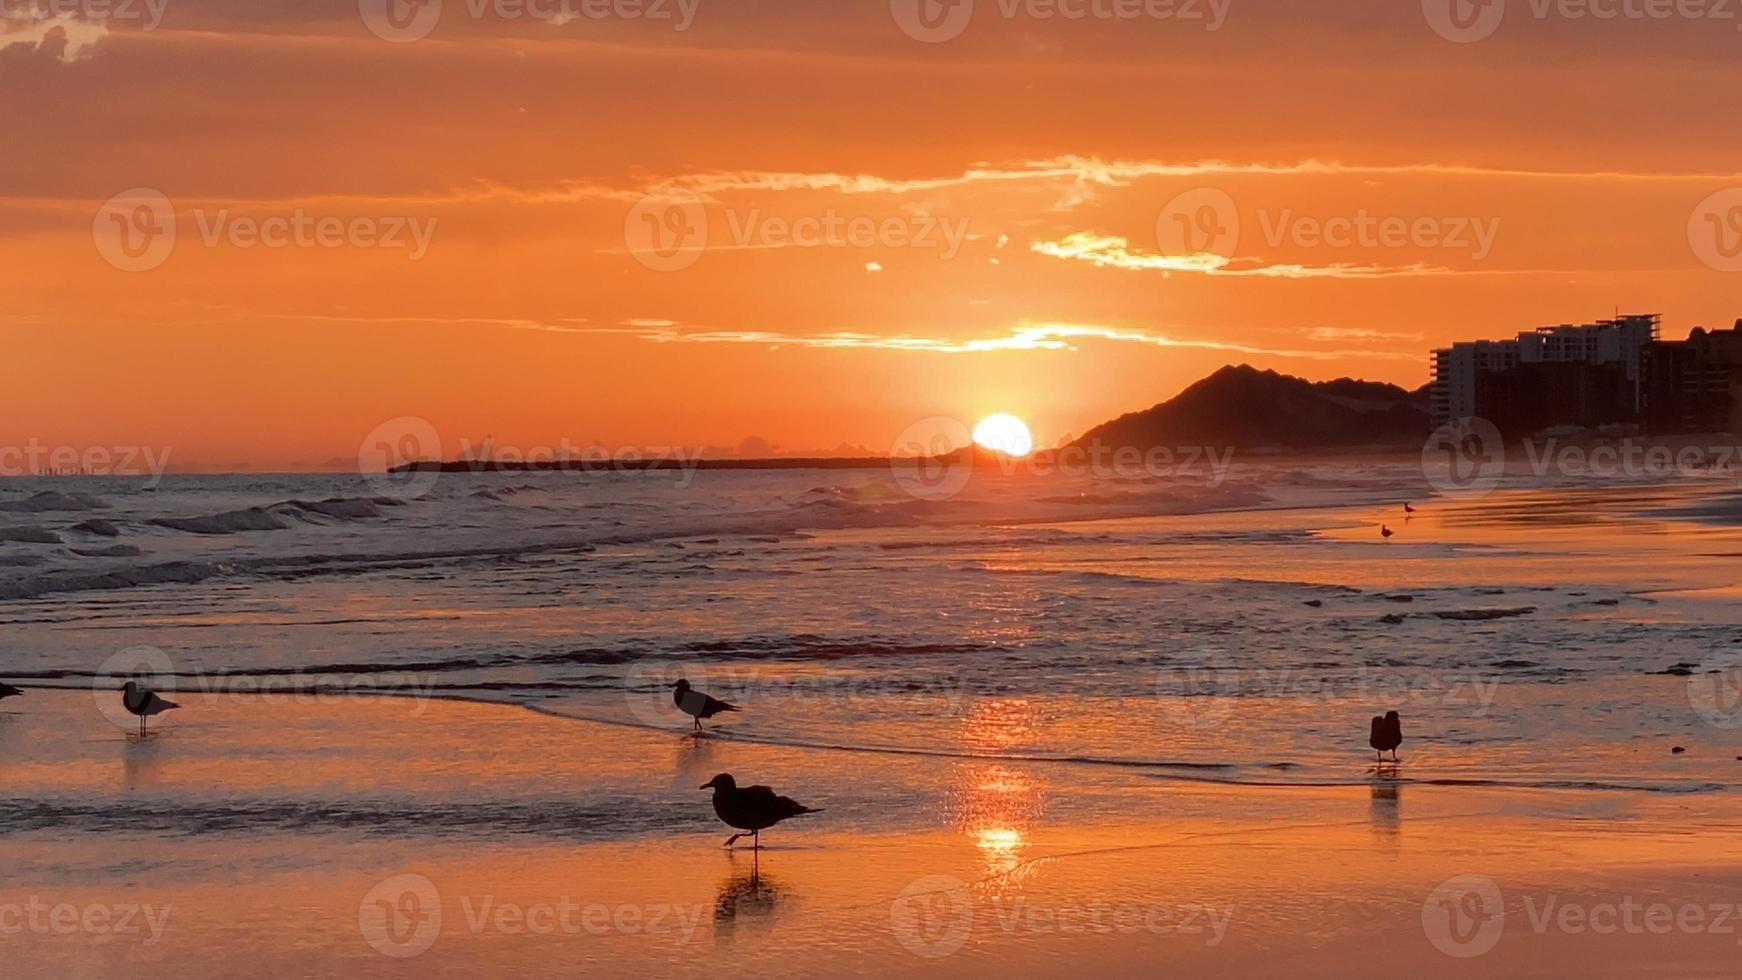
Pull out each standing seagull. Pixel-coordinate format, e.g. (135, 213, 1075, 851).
(672, 678, 739, 733)
(121, 682, 178, 737)
(0, 683, 21, 701)
(701, 773, 820, 850)
(1380, 524, 1395, 539)
(1369, 710, 1403, 763)
(1403, 503, 1417, 514)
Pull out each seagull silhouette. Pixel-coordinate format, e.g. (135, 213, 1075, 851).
(673, 679, 739, 733)
(1403, 503, 1416, 514)
(1380, 524, 1395, 539)
(121, 682, 179, 737)
(701, 773, 820, 849)
(0, 683, 21, 701)
(1369, 710, 1403, 763)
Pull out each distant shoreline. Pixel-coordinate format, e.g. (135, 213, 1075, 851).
(386, 443, 1429, 475)
(390, 457, 898, 474)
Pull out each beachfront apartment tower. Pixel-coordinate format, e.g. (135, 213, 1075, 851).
(1430, 314, 1661, 425)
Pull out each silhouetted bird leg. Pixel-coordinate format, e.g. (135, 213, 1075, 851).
(1390, 750, 1400, 763)
(723, 833, 745, 848)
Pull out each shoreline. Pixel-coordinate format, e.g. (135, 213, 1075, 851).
(7, 684, 1737, 798)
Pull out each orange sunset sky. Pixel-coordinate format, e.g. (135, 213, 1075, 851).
(6, 0, 1742, 470)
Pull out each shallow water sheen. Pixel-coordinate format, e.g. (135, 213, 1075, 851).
(4, 464, 1742, 811)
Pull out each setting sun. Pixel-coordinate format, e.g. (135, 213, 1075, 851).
(972, 414, 1034, 457)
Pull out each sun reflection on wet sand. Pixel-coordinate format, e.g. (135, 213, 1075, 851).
(959, 697, 1042, 753)
(949, 762, 1045, 878)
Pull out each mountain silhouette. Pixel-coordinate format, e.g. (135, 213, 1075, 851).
(1076, 365, 1429, 451)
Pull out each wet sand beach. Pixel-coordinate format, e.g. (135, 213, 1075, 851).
(7, 470, 1742, 977)
(5, 691, 1742, 979)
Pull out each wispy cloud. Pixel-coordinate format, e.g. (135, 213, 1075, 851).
(202, 312, 1417, 362)
(1030, 232, 1463, 279)
(637, 155, 1742, 202)
(1304, 326, 1423, 342)
(631, 320, 1418, 361)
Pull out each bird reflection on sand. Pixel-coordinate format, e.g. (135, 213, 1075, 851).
(673, 732, 718, 789)
(123, 736, 167, 791)
(714, 863, 781, 943)
(1369, 775, 1401, 837)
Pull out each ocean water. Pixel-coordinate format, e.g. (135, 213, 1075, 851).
(4, 460, 1742, 847)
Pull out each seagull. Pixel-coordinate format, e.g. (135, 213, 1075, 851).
(1380, 524, 1395, 539)
(701, 773, 821, 850)
(1369, 710, 1403, 763)
(121, 682, 179, 737)
(673, 679, 739, 733)
(0, 683, 21, 701)
(1403, 503, 1416, 514)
